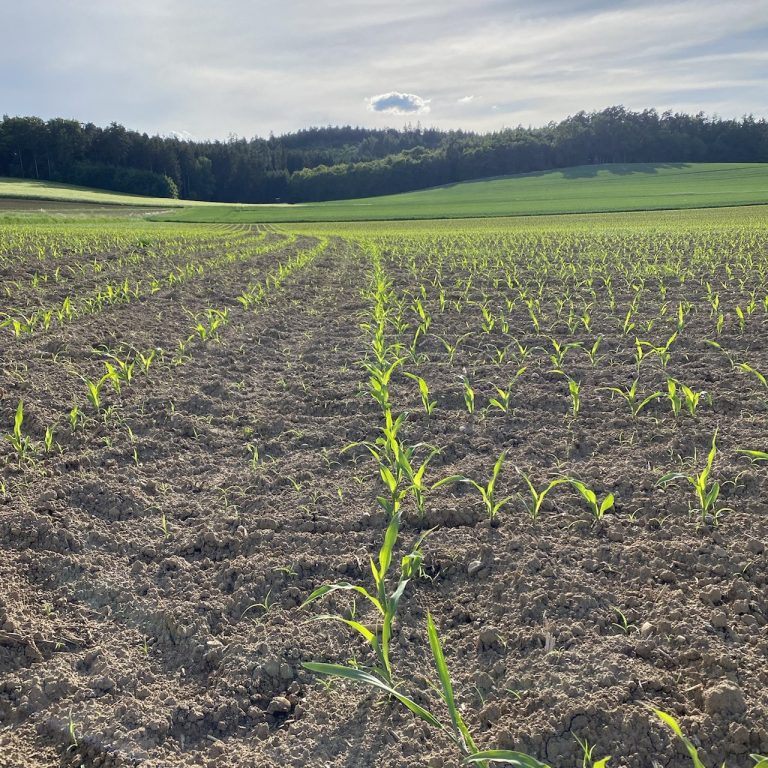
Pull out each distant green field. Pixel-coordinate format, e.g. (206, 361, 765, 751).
(155, 163, 768, 223)
(0, 177, 205, 207)
(3, 163, 768, 224)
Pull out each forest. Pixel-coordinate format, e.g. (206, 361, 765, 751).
(1, 107, 766, 203)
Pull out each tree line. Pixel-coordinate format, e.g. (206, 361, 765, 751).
(1, 107, 766, 203)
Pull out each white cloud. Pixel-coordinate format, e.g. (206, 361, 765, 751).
(457, 95, 475, 104)
(367, 92, 430, 115)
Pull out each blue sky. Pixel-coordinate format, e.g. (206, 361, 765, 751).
(2, 0, 766, 138)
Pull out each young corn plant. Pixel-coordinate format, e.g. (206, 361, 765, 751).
(583, 336, 604, 366)
(567, 377, 581, 419)
(302, 513, 429, 686)
(658, 431, 731, 526)
(652, 709, 767, 768)
(435, 451, 513, 521)
(396, 443, 443, 517)
(600, 378, 661, 419)
(462, 376, 476, 415)
(43, 425, 56, 454)
(83, 376, 107, 412)
(436, 332, 472, 364)
(737, 361, 767, 389)
(546, 336, 583, 370)
(305, 612, 549, 768)
(488, 367, 526, 413)
(136, 348, 157, 375)
(666, 379, 704, 417)
(574, 735, 611, 768)
(404, 372, 437, 420)
(5, 400, 35, 464)
(566, 479, 615, 522)
(518, 472, 569, 521)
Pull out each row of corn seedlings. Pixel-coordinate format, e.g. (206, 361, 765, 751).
(0, 230, 297, 336)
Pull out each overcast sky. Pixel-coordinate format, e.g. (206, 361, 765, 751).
(2, 0, 766, 139)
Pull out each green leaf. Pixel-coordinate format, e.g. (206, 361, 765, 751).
(432, 474, 465, 490)
(300, 582, 381, 614)
(657, 472, 686, 487)
(654, 709, 706, 768)
(302, 663, 444, 729)
(599, 493, 615, 515)
(377, 512, 402, 584)
(427, 612, 477, 754)
(463, 751, 550, 767)
(737, 449, 768, 462)
(308, 614, 376, 644)
(13, 400, 24, 431)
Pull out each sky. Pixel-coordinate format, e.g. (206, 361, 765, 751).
(1, 0, 766, 139)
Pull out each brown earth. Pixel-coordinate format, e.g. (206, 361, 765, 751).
(0, 227, 766, 768)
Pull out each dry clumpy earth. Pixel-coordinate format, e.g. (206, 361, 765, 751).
(0, 227, 766, 767)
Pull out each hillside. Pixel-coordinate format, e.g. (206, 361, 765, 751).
(0, 177, 201, 208)
(155, 163, 768, 223)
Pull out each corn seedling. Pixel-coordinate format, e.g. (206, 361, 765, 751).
(404, 372, 437, 419)
(246, 443, 261, 470)
(567, 479, 615, 521)
(437, 332, 471, 364)
(574, 735, 611, 768)
(84, 376, 106, 412)
(437, 451, 513, 520)
(69, 405, 84, 433)
(488, 367, 526, 413)
(396, 443, 442, 516)
(67, 707, 78, 751)
(653, 709, 711, 768)
(5, 400, 35, 464)
(567, 377, 581, 419)
(136, 348, 157, 375)
(43, 425, 56, 454)
(518, 472, 569, 521)
(305, 612, 549, 768)
(601, 378, 661, 418)
(462, 376, 476, 414)
(667, 379, 704, 417)
(610, 606, 635, 635)
(657, 431, 730, 525)
(737, 362, 767, 389)
(546, 336, 582, 369)
(302, 513, 429, 685)
(583, 336, 603, 366)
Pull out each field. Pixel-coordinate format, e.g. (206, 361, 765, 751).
(3, 164, 768, 226)
(155, 164, 768, 224)
(0, 179, 201, 210)
(1, 211, 767, 768)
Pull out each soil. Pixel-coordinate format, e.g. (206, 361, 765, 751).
(0, 226, 766, 768)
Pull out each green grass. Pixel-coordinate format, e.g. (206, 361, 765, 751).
(0, 177, 204, 207)
(154, 163, 768, 224)
(4, 163, 768, 224)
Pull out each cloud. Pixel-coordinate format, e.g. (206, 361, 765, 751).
(0, 1, 764, 137)
(166, 130, 195, 141)
(367, 92, 430, 115)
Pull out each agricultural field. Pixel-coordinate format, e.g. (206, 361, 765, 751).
(157, 164, 768, 224)
(0, 212, 767, 768)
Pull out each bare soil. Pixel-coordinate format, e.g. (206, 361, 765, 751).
(0, 229, 766, 768)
